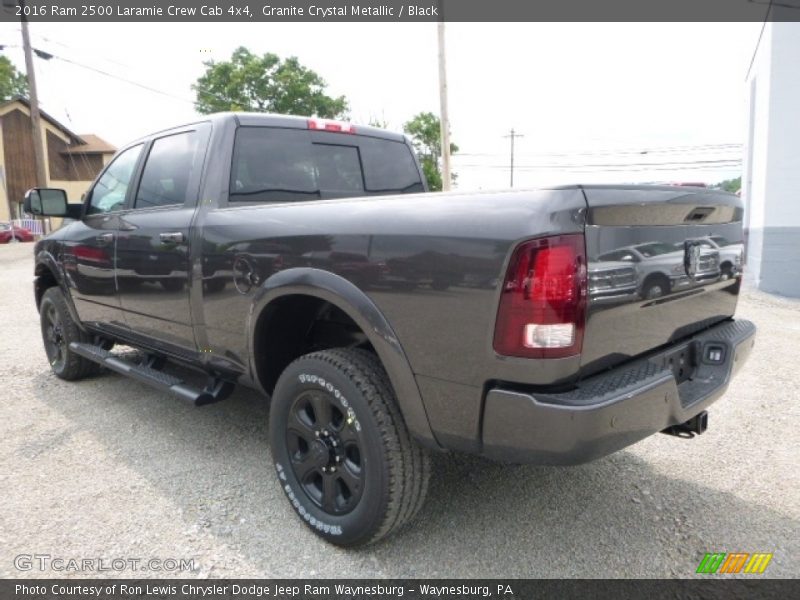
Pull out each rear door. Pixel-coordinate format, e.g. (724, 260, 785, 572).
(581, 185, 742, 375)
(115, 124, 210, 352)
(200, 123, 425, 370)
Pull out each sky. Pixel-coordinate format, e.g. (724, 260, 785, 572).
(0, 22, 761, 190)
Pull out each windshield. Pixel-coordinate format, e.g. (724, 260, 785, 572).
(634, 243, 678, 258)
(710, 236, 733, 247)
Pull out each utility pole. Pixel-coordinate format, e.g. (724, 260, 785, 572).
(19, 0, 48, 191)
(437, 22, 452, 191)
(503, 128, 524, 188)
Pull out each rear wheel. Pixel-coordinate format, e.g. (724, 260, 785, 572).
(40, 287, 101, 380)
(269, 348, 429, 546)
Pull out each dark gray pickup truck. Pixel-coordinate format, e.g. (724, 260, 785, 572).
(26, 113, 755, 546)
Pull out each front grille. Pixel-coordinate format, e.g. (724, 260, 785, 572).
(589, 268, 637, 290)
(698, 256, 718, 271)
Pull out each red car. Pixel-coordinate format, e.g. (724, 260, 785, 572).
(0, 222, 34, 243)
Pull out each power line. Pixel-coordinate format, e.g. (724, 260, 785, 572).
(50, 53, 198, 105)
(452, 158, 743, 170)
(9, 42, 238, 110)
(455, 164, 742, 174)
(745, 0, 773, 81)
(457, 143, 743, 159)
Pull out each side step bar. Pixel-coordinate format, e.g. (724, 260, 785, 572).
(69, 342, 234, 406)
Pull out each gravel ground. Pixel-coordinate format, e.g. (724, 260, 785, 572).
(0, 242, 797, 579)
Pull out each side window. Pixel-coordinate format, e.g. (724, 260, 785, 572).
(87, 144, 143, 215)
(134, 131, 199, 209)
(230, 128, 318, 203)
(359, 137, 424, 193)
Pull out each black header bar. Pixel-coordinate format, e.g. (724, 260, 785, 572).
(1, 0, 799, 23)
(2, 579, 796, 600)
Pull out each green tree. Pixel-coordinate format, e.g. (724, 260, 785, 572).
(714, 176, 741, 194)
(403, 112, 458, 191)
(193, 47, 348, 118)
(0, 56, 27, 103)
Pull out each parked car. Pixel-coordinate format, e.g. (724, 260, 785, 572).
(0, 222, 34, 243)
(24, 114, 755, 546)
(598, 241, 720, 299)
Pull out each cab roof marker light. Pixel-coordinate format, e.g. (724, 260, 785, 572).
(307, 119, 356, 134)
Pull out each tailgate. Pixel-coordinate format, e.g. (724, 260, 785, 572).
(580, 185, 745, 376)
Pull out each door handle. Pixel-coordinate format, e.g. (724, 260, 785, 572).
(159, 232, 185, 244)
(95, 232, 114, 246)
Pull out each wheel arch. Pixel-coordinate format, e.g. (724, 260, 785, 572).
(248, 268, 440, 449)
(34, 251, 65, 309)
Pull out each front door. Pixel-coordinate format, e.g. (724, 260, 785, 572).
(67, 143, 144, 328)
(115, 127, 206, 353)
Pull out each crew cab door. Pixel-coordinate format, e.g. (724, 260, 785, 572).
(66, 143, 144, 328)
(115, 124, 209, 352)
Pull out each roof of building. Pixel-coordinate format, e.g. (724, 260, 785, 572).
(64, 133, 116, 155)
(0, 97, 116, 155)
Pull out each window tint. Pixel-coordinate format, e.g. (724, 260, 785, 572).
(360, 136, 424, 193)
(87, 144, 143, 215)
(230, 127, 423, 203)
(314, 144, 364, 193)
(135, 131, 199, 209)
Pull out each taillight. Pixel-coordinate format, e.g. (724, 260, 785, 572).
(307, 118, 356, 134)
(493, 234, 587, 359)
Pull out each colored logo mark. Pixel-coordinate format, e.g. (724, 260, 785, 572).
(696, 552, 773, 574)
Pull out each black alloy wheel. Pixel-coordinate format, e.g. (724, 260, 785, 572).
(39, 287, 102, 380)
(286, 389, 364, 515)
(42, 300, 66, 372)
(269, 348, 430, 546)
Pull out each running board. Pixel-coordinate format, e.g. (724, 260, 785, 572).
(69, 342, 234, 406)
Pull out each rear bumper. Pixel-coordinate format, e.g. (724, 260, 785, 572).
(481, 318, 756, 464)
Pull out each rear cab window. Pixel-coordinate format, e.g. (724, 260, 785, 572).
(229, 126, 423, 204)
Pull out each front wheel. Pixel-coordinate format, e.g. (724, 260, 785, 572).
(269, 348, 429, 546)
(40, 287, 102, 380)
(642, 276, 670, 300)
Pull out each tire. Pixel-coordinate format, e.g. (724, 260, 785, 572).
(720, 263, 732, 281)
(160, 279, 184, 292)
(40, 287, 102, 380)
(269, 348, 430, 546)
(203, 278, 226, 293)
(642, 275, 670, 299)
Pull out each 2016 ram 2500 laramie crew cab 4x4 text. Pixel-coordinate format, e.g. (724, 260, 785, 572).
(25, 113, 755, 546)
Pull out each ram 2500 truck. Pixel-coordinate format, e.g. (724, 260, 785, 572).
(25, 113, 756, 546)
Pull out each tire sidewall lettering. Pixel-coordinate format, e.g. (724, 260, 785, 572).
(298, 373, 361, 432)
